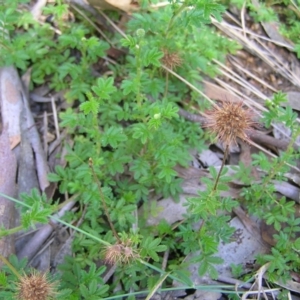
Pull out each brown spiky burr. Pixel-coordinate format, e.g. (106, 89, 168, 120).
(16, 271, 57, 300)
(103, 241, 139, 265)
(161, 49, 182, 70)
(204, 100, 257, 147)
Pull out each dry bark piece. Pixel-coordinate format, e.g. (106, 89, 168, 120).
(21, 90, 50, 192)
(18, 108, 39, 196)
(284, 91, 300, 111)
(0, 67, 23, 149)
(0, 127, 17, 266)
(0, 66, 49, 191)
(250, 129, 290, 151)
(239, 140, 260, 180)
(204, 81, 242, 103)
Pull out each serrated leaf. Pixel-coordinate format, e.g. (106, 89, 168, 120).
(148, 250, 160, 262)
(207, 255, 223, 264)
(162, 102, 179, 119)
(131, 123, 152, 144)
(155, 245, 167, 252)
(198, 260, 208, 276)
(130, 158, 151, 179)
(80, 99, 99, 115)
(121, 36, 137, 48)
(101, 126, 127, 148)
(157, 166, 177, 183)
(143, 47, 163, 67)
(149, 237, 162, 249)
(92, 77, 116, 99)
(209, 166, 218, 179)
(294, 238, 300, 250)
(48, 172, 61, 182)
(208, 264, 219, 280)
(79, 284, 89, 298)
(89, 279, 97, 294)
(121, 79, 137, 95)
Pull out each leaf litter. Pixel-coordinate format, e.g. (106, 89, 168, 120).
(1, 1, 300, 299)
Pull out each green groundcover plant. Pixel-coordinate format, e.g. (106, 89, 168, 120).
(1, 0, 300, 299)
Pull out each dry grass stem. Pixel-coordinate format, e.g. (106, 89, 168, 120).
(229, 57, 278, 92)
(211, 14, 300, 87)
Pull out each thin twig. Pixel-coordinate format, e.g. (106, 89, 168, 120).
(51, 96, 60, 140)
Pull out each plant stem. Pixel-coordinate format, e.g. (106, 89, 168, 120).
(89, 158, 121, 244)
(165, 2, 187, 38)
(164, 71, 169, 97)
(213, 144, 229, 191)
(135, 44, 142, 107)
(0, 192, 111, 248)
(0, 225, 23, 238)
(0, 254, 21, 279)
(0, 193, 79, 238)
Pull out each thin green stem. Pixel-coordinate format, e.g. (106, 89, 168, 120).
(56, 193, 79, 211)
(212, 145, 229, 191)
(135, 44, 142, 107)
(0, 225, 23, 238)
(0, 193, 111, 247)
(0, 193, 79, 238)
(0, 254, 21, 279)
(51, 215, 110, 246)
(165, 3, 187, 38)
(164, 71, 169, 97)
(265, 189, 279, 205)
(89, 159, 121, 244)
(104, 284, 242, 300)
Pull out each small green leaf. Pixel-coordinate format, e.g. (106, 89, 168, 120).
(121, 35, 137, 48)
(101, 126, 127, 148)
(80, 98, 99, 115)
(0, 272, 7, 287)
(92, 77, 117, 99)
(142, 47, 163, 67)
(131, 123, 152, 144)
(157, 165, 177, 183)
(294, 238, 300, 250)
(121, 79, 137, 95)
